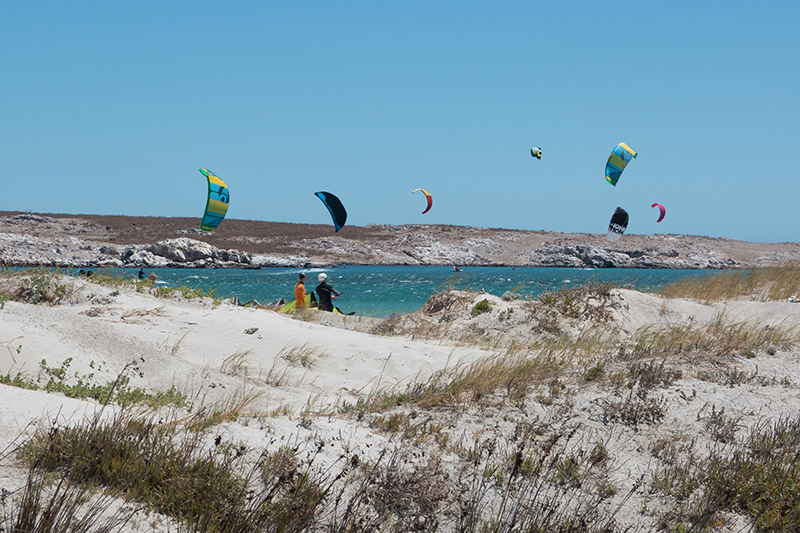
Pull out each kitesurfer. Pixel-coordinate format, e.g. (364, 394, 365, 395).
(138, 268, 145, 280)
(315, 272, 340, 312)
(294, 273, 307, 309)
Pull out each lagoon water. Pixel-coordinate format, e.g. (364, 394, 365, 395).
(86, 266, 713, 318)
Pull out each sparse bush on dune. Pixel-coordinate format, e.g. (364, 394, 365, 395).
(653, 415, 800, 532)
(0, 462, 141, 533)
(90, 269, 219, 301)
(0, 267, 77, 305)
(471, 298, 494, 317)
(371, 283, 621, 350)
(15, 412, 330, 533)
(533, 281, 617, 322)
(0, 268, 220, 308)
(1, 358, 192, 411)
(421, 289, 475, 316)
(4, 408, 631, 533)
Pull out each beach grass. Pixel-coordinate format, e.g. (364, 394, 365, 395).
(185, 385, 262, 431)
(7, 409, 629, 533)
(661, 264, 800, 302)
(0, 463, 140, 533)
(350, 346, 567, 414)
(652, 415, 800, 531)
(17, 412, 267, 532)
(624, 312, 798, 359)
(0, 267, 222, 306)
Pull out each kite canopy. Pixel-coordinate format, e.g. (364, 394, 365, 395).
(199, 168, 229, 231)
(531, 147, 542, 159)
(412, 188, 433, 214)
(606, 207, 629, 242)
(651, 203, 666, 223)
(315, 191, 347, 232)
(605, 143, 637, 186)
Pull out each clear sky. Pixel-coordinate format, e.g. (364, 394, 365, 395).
(2, 2, 798, 242)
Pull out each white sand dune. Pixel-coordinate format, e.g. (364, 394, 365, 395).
(3, 275, 800, 531)
(0, 277, 489, 452)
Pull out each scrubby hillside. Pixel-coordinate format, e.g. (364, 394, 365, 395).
(3, 211, 800, 268)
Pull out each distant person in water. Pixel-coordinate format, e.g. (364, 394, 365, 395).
(315, 272, 340, 312)
(138, 268, 145, 280)
(294, 273, 307, 309)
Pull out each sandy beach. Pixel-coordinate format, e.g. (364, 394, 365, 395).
(2, 270, 800, 531)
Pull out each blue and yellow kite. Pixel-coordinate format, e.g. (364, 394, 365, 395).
(199, 168, 230, 231)
(605, 143, 637, 186)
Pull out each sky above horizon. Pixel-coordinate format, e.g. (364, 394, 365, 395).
(2, 2, 798, 243)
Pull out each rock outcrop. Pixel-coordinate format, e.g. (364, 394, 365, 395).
(120, 238, 252, 268)
(524, 243, 738, 269)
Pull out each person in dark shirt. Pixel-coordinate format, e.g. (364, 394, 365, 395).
(315, 272, 340, 312)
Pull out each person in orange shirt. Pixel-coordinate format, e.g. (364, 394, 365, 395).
(294, 273, 307, 309)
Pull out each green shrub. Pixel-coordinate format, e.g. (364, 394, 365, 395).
(472, 298, 494, 317)
(2, 359, 192, 411)
(582, 364, 605, 382)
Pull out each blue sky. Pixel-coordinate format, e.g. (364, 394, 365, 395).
(2, 1, 798, 242)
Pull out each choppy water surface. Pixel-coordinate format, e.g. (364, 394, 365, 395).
(77, 266, 713, 317)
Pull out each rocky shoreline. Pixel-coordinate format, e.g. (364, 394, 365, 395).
(1, 212, 798, 270)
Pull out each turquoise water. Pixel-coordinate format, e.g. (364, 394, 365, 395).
(72, 266, 714, 317)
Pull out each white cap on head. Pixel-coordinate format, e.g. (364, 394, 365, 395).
(318, 273, 327, 281)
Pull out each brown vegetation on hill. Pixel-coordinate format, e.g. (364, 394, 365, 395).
(2, 210, 799, 268)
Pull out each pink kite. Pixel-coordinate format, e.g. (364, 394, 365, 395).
(651, 203, 666, 223)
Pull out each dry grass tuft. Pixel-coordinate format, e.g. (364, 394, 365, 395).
(18, 413, 248, 531)
(625, 313, 798, 360)
(187, 386, 263, 431)
(661, 264, 800, 302)
(354, 346, 567, 413)
(279, 343, 320, 369)
(220, 350, 251, 377)
(121, 306, 165, 319)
